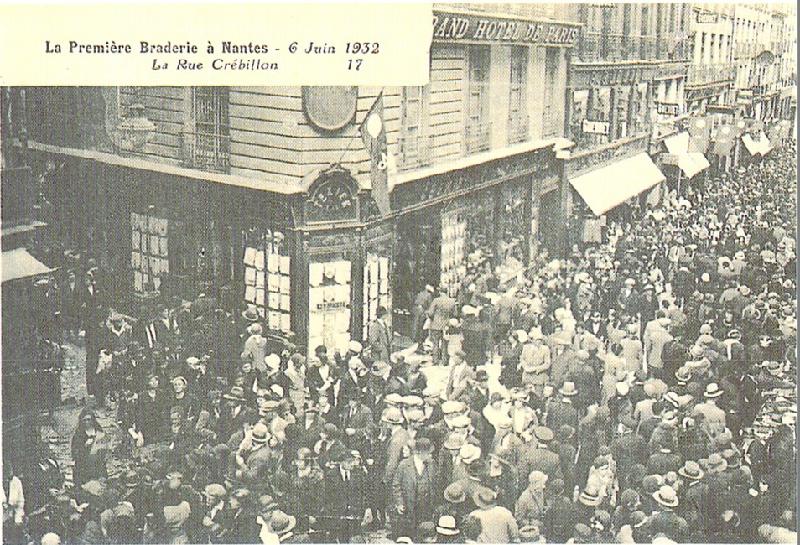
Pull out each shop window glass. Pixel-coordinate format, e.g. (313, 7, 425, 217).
(131, 211, 168, 293)
(362, 254, 391, 340)
(243, 228, 291, 333)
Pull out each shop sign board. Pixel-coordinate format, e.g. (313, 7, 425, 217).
(656, 102, 681, 116)
(432, 10, 580, 46)
(696, 13, 719, 24)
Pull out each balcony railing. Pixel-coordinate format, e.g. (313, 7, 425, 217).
(465, 122, 492, 154)
(688, 63, 736, 85)
(578, 32, 684, 62)
(396, 133, 432, 171)
(181, 132, 230, 173)
(508, 114, 529, 145)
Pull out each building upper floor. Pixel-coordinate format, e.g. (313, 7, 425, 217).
(562, 3, 691, 64)
(15, 6, 580, 192)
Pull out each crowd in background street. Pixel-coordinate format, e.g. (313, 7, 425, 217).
(2, 142, 797, 544)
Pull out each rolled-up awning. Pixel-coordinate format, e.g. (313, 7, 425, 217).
(2, 248, 54, 284)
(569, 152, 666, 216)
(664, 131, 710, 178)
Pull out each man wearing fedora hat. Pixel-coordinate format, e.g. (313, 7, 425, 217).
(691, 383, 727, 436)
(546, 383, 579, 432)
(649, 485, 688, 541)
(391, 437, 439, 540)
(468, 487, 519, 543)
(515, 470, 548, 528)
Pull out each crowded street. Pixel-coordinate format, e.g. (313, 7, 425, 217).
(2, 140, 796, 544)
(1, 3, 798, 545)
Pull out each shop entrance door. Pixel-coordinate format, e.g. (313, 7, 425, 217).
(393, 214, 441, 337)
(538, 189, 561, 254)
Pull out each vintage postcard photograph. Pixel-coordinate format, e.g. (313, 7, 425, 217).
(0, 2, 797, 544)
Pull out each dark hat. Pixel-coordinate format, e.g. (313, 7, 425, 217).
(444, 482, 466, 504)
(475, 369, 489, 382)
(413, 437, 434, 453)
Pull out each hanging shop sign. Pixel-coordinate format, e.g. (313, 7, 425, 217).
(432, 10, 580, 46)
(582, 119, 610, 135)
(656, 101, 681, 116)
(696, 13, 719, 24)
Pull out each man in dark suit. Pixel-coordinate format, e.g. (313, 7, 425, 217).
(367, 306, 393, 363)
(322, 451, 368, 542)
(392, 438, 440, 540)
(519, 426, 563, 483)
(340, 394, 375, 454)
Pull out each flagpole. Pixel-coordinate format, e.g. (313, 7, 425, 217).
(335, 87, 386, 167)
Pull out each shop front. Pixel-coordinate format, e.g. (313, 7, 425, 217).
(390, 143, 558, 336)
(564, 135, 666, 246)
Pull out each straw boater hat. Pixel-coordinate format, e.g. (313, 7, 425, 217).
(704, 383, 724, 399)
(678, 461, 704, 481)
(559, 382, 578, 397)
(459, 444, 482, 465)
(268, 510, 297, 535)
(579, 486, 603, 507)
(652, 485, 679, 508)
(436, 515, 460, 537)
(705, 453, 728, 474)
(381, 407, 404, 425)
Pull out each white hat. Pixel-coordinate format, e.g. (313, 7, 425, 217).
(348, 340, 363, 353)
(615, 382, 630, 396)
(442, 400, 467, 414)
(462, 305, 478, 316)
(448, 414, 471, 429)
(458, 444, 481, 464)
(425, 284, 435, 293)
(264, 353, 281, 369)
(515, 330, 529, 343)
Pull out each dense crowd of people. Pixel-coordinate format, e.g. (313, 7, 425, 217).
(2, 141, 797, 544)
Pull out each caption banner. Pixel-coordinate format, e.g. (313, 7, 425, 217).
(0, 3, 432, 86)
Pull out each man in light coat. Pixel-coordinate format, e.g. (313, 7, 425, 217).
(427, 289, 457, 365)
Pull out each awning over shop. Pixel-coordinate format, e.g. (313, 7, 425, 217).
(570, 152, 666, 216)
(743, 133, 772, 156)
(664, 131, 711, 178)
(677, 153, 711, 179)
(2, 248, 54, 284)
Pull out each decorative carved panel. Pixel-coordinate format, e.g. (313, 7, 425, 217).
(304, 167, 359, 224)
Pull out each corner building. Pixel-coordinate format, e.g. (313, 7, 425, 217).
(13, 4, 579, 354)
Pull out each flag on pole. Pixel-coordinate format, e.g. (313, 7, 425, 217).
(687, 116, 710, 153)
(713, 124, 735, 156)
(360, 92, 391, 216)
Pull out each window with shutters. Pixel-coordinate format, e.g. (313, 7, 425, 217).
(184, 87, 230, 172)
(466, 46, 491, 153)
(542, 48, 561, 139)
(508, 46, 529, 144)
(398, 86, 431, 170)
